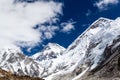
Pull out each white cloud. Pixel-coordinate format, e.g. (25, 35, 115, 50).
(38, 25, 59, 39)
(94, 0, 119, 10)
(85, 9, 92, 16)
(61, 20, 75, 33)
(0, 0, 62, 50)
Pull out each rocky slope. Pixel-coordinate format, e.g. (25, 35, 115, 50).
(0, 68, 44, 80)
(0, 43, 66, 78)
(0, 48, 43, 78)
(79, 38, 120, 80)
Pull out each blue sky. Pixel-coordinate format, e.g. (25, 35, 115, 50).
(23, 0, 120, 56)
(0, 0, 120, 55)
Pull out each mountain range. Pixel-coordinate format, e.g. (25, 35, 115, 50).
(0, 17, 120, 80)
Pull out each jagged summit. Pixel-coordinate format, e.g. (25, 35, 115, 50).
(66, 17, 112, 52)
(32, 43, 66, 61)
(97, 17, 112, 20)
(31, 43, 66, 77)
(44, 42, 66, 53)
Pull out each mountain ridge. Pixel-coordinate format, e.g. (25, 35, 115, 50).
(44, 17, 120, 80)
(31, 43, 66, 61)
(0, 48, 43, 78)
(0, 17, 120, 80)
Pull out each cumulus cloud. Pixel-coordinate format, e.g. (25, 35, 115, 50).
(38, 25, 59, 39)
(0, 0, 62, 49)
(61, 20, 75, 33)
(94, 0, 119, 10)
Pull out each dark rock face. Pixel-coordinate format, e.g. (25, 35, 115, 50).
(97, 55, 120, 78)
(83, 53, 120, 80)
(81, 37, 120, 80)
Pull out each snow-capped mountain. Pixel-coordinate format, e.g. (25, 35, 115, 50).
(0, 48, 43, 77)
(32, 43, 66, 61)
(0, 17, 120, 80)
(31, 43, 66, 77)
(0, 43, 66, 78)
(43, 17, 120, 80)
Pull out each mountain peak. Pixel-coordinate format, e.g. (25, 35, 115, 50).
(47, 43, 63, 47)
(47, 42, 59, 46)
(31, 43, 66, 61)
(44, 42, 66, 52)
(98, 17, 111, 20)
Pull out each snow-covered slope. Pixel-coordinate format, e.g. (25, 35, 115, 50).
(31, 43, 66, 77)
(32, 43, 66, 61)
(0, 17, 120, 80)
(0, 48, 43, 77)
(0, 43, 66, 78)
(44, 17, 120, 80)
